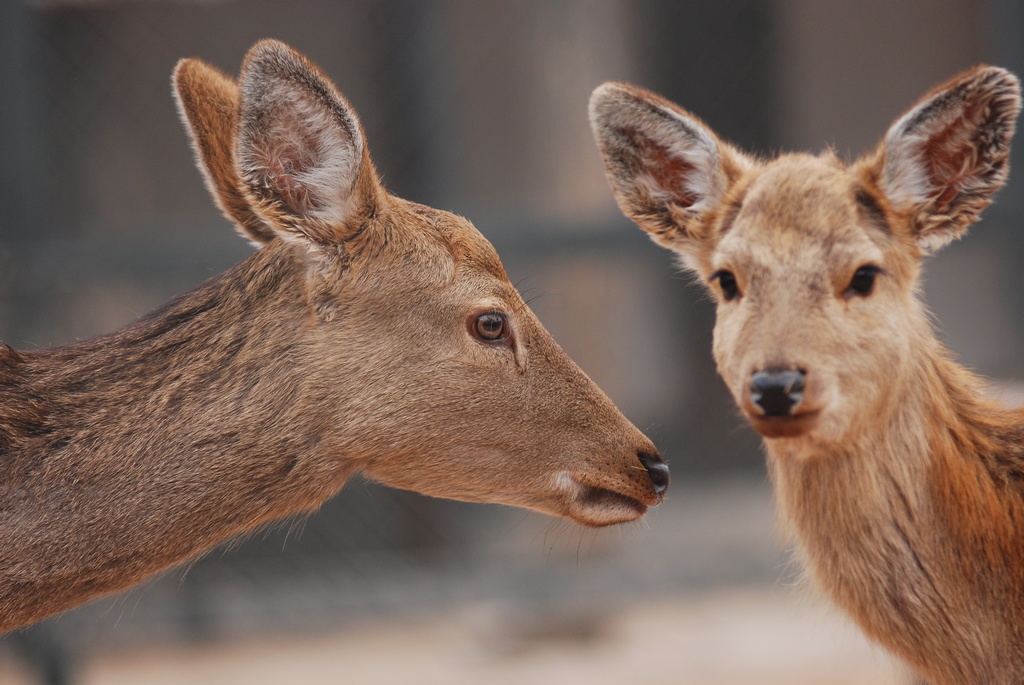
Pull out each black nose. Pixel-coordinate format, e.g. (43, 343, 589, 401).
(750, 368, 805, 417)
(638, 451, 670, 496)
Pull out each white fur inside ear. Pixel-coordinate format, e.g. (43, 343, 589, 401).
(659, 105, 724, 210)
(880, 112, 935, 209)
(590, 84, 727, 212)
(634, 103, 724, 211)
(242, 77, 364, 226)
(879, 67, 1021, 253)
(880, 85, 977, 209)
(884, 111, 963, 255)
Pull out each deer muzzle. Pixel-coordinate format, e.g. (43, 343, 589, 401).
(638, 450, 670, 496)
(750, 368, 806, 417)
(742, 367, 822, 439)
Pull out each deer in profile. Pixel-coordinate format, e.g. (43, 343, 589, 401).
(0, 39, 669, 633)
(591, 68, 1022, 684)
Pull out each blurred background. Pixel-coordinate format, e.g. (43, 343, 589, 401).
(0, 1, 1021, 683)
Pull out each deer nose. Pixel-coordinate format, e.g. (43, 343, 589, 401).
(638, 451, 670, 496)
(750, 368, 806, 417)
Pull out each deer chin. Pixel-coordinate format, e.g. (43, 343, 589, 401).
(553, 473, 651, 527)
(747, 410, 821, 440)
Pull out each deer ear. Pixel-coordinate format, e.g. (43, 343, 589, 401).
(589, 82, 752, 260)
(235, 40, 382, 249)
(877, 66, 1021, 254)
(172, 58, 277, 246)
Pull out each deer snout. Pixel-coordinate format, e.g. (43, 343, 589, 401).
(638, 450, 670, 496)
(750, 368, 806, 417)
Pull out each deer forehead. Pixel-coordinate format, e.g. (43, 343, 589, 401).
(712, 155, 886, 278)
(354, 203, 507, 301)
(396, 202, 509, 282)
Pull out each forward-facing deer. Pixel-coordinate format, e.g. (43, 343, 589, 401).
(591, 68, 1022, 683)
(0, 40, 669, 633)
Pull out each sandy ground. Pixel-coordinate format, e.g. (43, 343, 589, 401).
(0, 589, 908, 685)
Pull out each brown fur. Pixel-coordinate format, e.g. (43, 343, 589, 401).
(174, 58, 275, 245)
(0, 40, 668, 634)
(591, 67, 1023, 684)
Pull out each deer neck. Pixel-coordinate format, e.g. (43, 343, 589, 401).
(766, 328, 1024, 683)
(0, 241, 358, 630)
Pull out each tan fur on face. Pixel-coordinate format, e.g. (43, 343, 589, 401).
(708, 154, 922, 447)
(592, 67, 1024, 684)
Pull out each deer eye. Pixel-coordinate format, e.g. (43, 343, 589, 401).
(711, 270, 741, 301)
(471, 312, 509, 342)
(846, 265, 881, 298)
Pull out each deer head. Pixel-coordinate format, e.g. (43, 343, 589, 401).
(171, 40, 668, 526)
(590, 67, 1020, 449)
